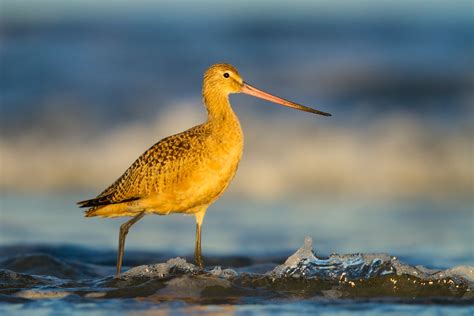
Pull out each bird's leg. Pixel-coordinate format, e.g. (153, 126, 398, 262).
(194, 208, 207, 270)
(116, 211, 146, 277)
(194, 223, 203, 269)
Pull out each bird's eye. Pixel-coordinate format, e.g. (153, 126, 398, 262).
(223, 72, 230, 78)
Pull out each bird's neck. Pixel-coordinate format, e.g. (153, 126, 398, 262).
(203, 90, 244, 160)
(203, 92, 241, 132)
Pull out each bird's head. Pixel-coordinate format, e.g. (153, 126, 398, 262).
(203, 63, 244, 95)
(203, 63, 331, 117)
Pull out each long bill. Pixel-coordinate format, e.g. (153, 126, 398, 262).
(241, 82, 331, 116)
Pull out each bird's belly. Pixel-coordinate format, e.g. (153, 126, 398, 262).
(146, 143, 242, 214)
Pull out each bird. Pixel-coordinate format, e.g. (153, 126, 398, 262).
(77, 63, 331, 277)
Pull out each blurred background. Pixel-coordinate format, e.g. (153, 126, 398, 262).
(1, 0, 472, 267)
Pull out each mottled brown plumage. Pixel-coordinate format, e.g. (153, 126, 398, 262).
(78, 63, 330, 276)
(78, 123, 228, 217)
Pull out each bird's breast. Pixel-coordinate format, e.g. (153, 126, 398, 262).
(187, 127, 243, 203)
(152, 124, 243, 213)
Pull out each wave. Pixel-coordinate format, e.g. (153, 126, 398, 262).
(1, 103, 472, 201)
(0, 238, 472, 304)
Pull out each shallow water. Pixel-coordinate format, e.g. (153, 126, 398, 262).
(1, 194, 473, 315)
(0, 237, 472, 315)
(1, 194, 472, 267)
(2, 167, 471, 314)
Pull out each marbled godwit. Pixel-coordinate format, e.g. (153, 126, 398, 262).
(78, 63, 331, 276)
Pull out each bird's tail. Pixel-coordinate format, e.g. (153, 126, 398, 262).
(77, 193, 115, 209)
(78, 194, 141, 218)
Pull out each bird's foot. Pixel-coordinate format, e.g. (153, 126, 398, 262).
(194, 256, 205, 271)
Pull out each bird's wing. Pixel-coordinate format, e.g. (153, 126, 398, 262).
(77, 125, 208, 208)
